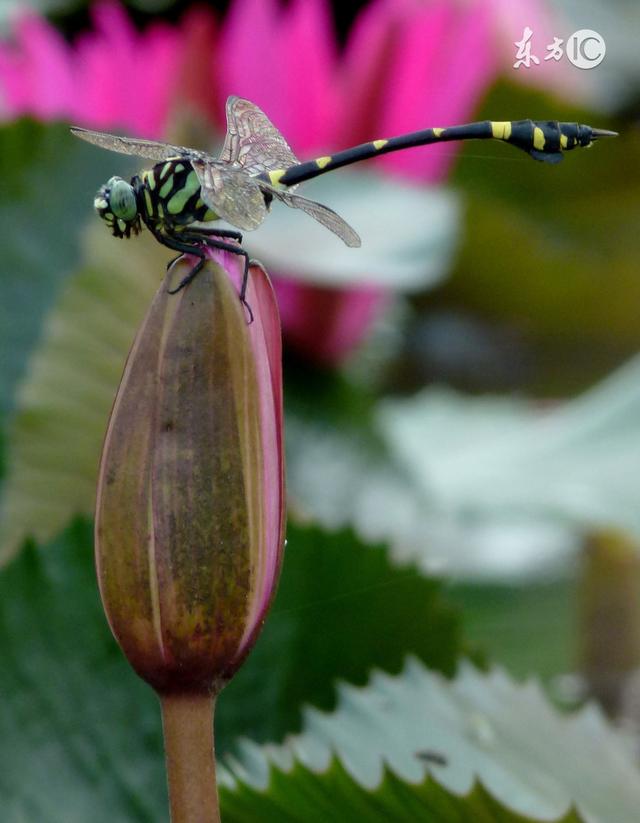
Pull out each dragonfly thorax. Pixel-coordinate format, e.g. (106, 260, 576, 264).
(94, 176, 141, 239)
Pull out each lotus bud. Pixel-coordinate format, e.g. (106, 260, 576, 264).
(94, 251, 285, 820)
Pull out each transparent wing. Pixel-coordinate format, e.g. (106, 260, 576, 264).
(70, 126, 216, 164)
(191, 159, 267, 231)
(220, 96, 300, 179)
(272, 190, 361, 247)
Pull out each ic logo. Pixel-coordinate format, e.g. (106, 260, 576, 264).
(566, 29, 606, 69)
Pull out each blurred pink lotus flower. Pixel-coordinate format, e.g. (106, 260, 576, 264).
(0, 0, 564, 364)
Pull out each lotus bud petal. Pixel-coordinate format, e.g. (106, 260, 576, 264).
(95, 253, 285, 695)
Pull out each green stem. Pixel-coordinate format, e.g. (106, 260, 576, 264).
(160, 692, 220, 823)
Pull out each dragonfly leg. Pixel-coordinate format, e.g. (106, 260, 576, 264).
(211, 241, 252, 325)
(180, 232, 253, 324)
(147, 229, 207, 294)
(168, 258, 206, 293)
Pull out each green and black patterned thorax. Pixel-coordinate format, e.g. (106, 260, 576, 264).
(137, 160, 217, 227)
(72, 98, 616, 306)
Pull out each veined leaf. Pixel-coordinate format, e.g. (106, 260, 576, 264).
(222, 759, 582, 823)
(220, 658, 640, 823)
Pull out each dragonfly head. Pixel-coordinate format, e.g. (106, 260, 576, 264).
(94, 176, 141, 238)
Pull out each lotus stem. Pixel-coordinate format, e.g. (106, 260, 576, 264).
(160, 693, 220, 823)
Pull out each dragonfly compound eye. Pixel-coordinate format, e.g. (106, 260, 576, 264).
(108, 178, 138, 221)
(94, 177, 140, 238)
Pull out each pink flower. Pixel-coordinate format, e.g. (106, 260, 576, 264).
(0, 0, 547, 364)
(0, 3, 181, 134)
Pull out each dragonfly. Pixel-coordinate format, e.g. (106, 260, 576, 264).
(71, 96, 616, 319)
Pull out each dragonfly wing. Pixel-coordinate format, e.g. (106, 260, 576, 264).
(191, 159, 268, 231)
(273, 190, 361, 248)
(69, 126, 213, 163)
(220, 96, 300, 181)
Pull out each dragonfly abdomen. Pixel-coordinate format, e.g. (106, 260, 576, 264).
(137, 158, 218, 227)
(263, 119, 615, 188)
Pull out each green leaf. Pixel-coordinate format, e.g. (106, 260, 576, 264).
(0, 422, 5, 482)
(220, 659, 640, 823)
(0, 519, 463, 820)
(223, 760, 582, 823)
(0, 224, 163, 563)
(0, 119, 131, 417)
(0, 520, 166, 823)
(448, 578, 576, 681)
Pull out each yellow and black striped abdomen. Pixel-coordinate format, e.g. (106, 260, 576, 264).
(139, 158, 218, 227)
(486, 119, 595, 162)
(261, 118, 615, 189)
